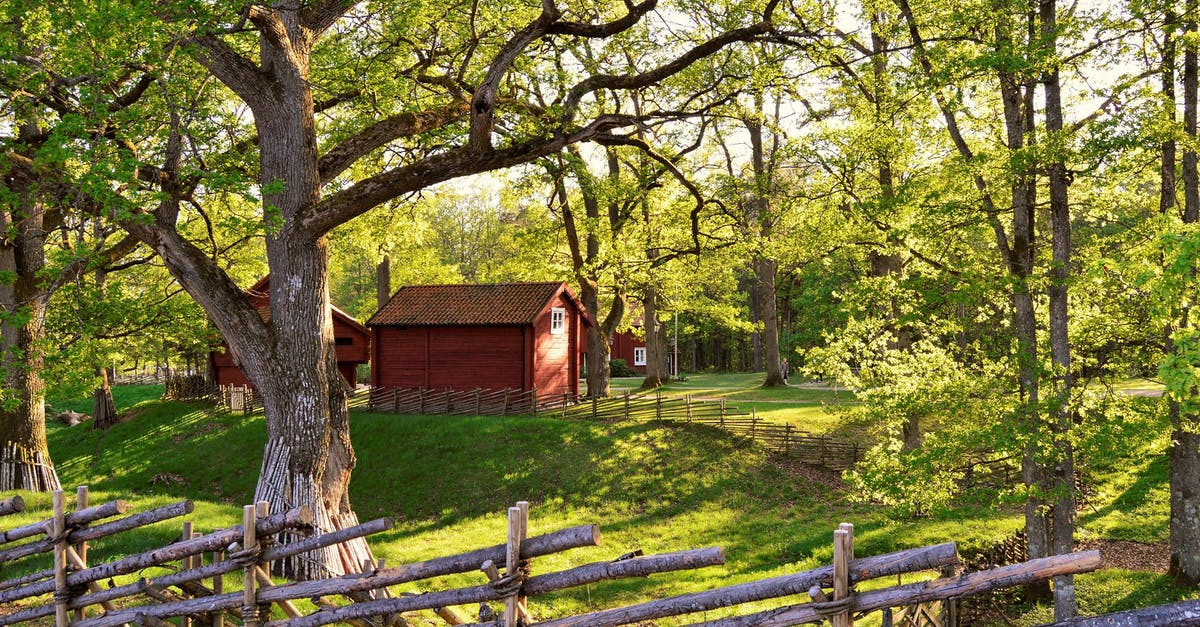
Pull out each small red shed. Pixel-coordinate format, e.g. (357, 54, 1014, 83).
(209, 276, 371, 387)
(611, 329, 647, 374)
(367, 282, 591, 396)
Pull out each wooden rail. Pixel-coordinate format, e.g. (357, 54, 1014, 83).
(2, 491, 1109, 627)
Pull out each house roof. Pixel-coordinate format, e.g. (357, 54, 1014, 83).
(368, 281, 592, 327)
(244, 275, 370, 337)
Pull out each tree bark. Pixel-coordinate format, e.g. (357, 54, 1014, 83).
(162, 8, 372, 579)
(1168, 0, 1200, 587)
(742, 97, 784, 386)
(757, 256, 784, 386)
(640, 286, 668, 389)
(557, 150, 628, 398)
(868, 14, 914, 444)
(376, 254, 391, 310)
(1040, 0, 1077, 618)
(0, 130, 60, 492)
(92, 368, 118, 430)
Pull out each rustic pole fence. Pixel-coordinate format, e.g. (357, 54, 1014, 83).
(3, 495, 1108, 627)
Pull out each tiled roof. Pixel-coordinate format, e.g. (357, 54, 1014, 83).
(368, 282, 572, 327)
(243, 275, 370, 337)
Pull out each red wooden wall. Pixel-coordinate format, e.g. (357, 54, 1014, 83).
(211, 314, 370, 387)
(370, 292, 585, 396)
(611, 330, 646, 374)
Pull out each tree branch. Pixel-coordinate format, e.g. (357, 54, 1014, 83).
(318, 102, 471, 184)
(547, 0, 657, 37)
(187, 35, 270, 112)
(301, 113, 638, 237)
(302, 0, 355, 37)
(469, 0, 561, 150)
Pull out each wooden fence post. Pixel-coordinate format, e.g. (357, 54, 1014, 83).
(505, 503, 531, 626)
(181, 520, 194, 627)
(213, 546, 225, 627)
(686, 395, 693, 423)
(720, 399, 726, 428)
(624, 392, 630, 420)
(655, 392, 663, 422)
(392, 388, 399, 413)
(592, 396, 598, 420)
(785, 425, 793, 455)
(476, 388, 482, 415)
(531, 389, 538, 416)
(73, 485, 89, 622)
(503, 389, 511, 416)
(445, 389, 452, 414)
(52, 491, 69, 627)
(833, 523, 854, 627)
(242, 504, 259, 627)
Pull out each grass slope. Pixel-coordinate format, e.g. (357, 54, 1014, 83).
(2, 378, 1193, 624)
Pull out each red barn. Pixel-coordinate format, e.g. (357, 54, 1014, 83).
(209, 276, 371, 387)
(367, 282, 590, 396)
(611, 329, 647, 374)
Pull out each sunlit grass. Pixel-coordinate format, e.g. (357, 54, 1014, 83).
(3, 379, 1191, 625)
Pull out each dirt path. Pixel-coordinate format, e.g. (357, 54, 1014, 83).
(1078, 539, 1169, 572)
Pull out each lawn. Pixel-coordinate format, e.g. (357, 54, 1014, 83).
(3, 379, 1194, 625)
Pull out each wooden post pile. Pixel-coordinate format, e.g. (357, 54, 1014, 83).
(0, 491, 315, 627)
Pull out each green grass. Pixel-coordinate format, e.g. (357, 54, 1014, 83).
(3, 379, 1194, 625)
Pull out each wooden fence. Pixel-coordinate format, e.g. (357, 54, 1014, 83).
(1, 488, 1106, 627)
(349, 388, 865, 471)
(559, 392, 864, 471)
(353, 387, 574, 416)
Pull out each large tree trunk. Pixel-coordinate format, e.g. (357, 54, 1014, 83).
(1001, 59, 1054, 598)
(1041, 0, 1077, 618)
(1169, 0, 1200, 587)
(92, 368, 118, 430)
(742, 99, 782, 385)
(580, 279, 624, 398)
(0, 167, 60, 492)
(867, 15, 914, 444)
(376, 254, 391, 310)
(758, 256, 785, 387)
(160, 11, 373, 580)
(251, 237, 370, 580)
(640, 287, 668, 389)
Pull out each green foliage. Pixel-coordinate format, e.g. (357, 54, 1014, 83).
(610, 358, 639, 377)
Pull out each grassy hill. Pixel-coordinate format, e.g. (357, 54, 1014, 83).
(3, 376, 1193, 624)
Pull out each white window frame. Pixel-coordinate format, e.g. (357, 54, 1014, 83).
(633, 346, 647, 366)
(550, 307, 566, 334)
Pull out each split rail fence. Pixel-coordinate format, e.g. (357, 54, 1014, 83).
(2, 488, 1115, 627)
(354, 388, 864, 471)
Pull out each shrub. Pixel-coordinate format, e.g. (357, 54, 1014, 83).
(610, 358, 638, 377)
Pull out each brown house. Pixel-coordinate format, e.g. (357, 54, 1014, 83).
(209, 276, 371, 387)
(367, 282, 591, 396)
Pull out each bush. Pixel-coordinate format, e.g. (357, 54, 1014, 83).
(610, 358, 639, 377)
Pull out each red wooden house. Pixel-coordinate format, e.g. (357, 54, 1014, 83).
(367, 282, 591, 396)
(610, 329, 647, 374)
(209, 276, 371, 387)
